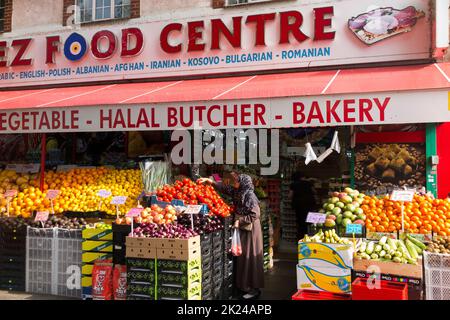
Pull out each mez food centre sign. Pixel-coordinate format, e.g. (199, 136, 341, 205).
(0, 0, 431, 88)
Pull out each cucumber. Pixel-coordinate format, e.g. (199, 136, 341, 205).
(379, 236, 388, 246)
(366, 242, 375, 255)
(371, 253, 379, 260)
(393, 257, 402, 263)
(375, 244, 383, 253)
(359, 242, 367, 254)
(405, 239, 419, 260)
(383, 244, 391, 252)
(384, 254, 392, 260)
(406, 235, 426, 250)
(387, 238, 397, 251)
(379, 250, 386, 258)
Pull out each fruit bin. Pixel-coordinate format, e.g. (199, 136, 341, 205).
(292, 290, 352, 300)
(424, 251, 450, 300)
(352, 278, 408, 300)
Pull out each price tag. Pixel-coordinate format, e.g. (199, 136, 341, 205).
(21, 164, 40, 173)
(184, 205, 203, 215)
(57, 165, 77, 172)
(35, 211, 49, 222)
(4, 190, 18, 198)
(391, 190, 415, 202)
(111, 196, 127, 205)
(5, 164, 19, 172)
(306, 212, 327, 224)
(346, 224, 363, 235)
(126, 208, 143, 217)
(97, 190, 112, 198)
(46, 190, 60, 200)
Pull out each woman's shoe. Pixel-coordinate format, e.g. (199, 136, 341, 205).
(242, 289, 261, 300)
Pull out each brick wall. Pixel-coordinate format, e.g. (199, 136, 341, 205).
(62, 0, 140, 26)
(1, 0, 12, 32)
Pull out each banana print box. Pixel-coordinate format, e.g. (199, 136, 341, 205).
(298, 242, 354, 269)
(296, 264, 351, 294)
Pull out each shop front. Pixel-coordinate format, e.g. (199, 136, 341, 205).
(1, 0, 450, 301)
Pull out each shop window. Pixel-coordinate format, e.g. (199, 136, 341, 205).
(76, 0, 131, 23)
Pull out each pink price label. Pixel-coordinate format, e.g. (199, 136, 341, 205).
(4, 190, 18, 198)
(97, 190, 112, 198)
(126, 208, 143, 217)
(35, 211, 49, 222)
(46, 190, 60, 200)
(111, 196, 127, 205)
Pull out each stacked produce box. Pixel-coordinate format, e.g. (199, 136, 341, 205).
(221, 217, 233, 300)
(297, 230, 353, 295)
(260, 200, 273, 271)
(127, 258, 156, 300)
(0, 218, 27, 292)
(212, 229, 224, 299)
(200, 233, 213, 300)
(424, 238, 450, 300)
(81, 224, 113, 299)
(281, 180, 297, 242)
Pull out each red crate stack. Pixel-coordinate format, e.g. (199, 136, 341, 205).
(352, 278, 408, 300)
(292, 290, 351, 301)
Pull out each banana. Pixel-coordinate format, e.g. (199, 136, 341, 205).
(298, 242, 351, 269)
(299, 265, 351, 293)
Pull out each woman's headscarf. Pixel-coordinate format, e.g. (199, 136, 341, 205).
(234, 174, 259, 215)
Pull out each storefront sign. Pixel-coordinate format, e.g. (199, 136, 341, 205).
(0, 90, 447, 133)
(0, 0, 431, 88)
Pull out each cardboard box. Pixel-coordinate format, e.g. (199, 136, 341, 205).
(82, 264, 94, 275)
(298, 242, 353, 269)
(157, 282, 201, 300)
(82, 228, 113, 241)
(82, 240, 113, 253)
(352, 270, 423, 300)
(126, 236, 161, 248)
(353, 258, 423, 279)
(159, 236, 200, 250)
(157, 258, 201, 273)
(126, 246, 156, 259)
(157, 269, 202, 289)
(82, 252, 112, 264)
(296, 264, 351, 294)
(82, 276, 92, 287)
(157, 247, 201, 261)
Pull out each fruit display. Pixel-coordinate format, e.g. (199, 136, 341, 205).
(0, 216, 33, 231)
(178, 214, 224, 235)
(356, 235, 426, 264)
(301, 229, 351, 245)
(156, 179, 232, 218)
(115, 204, 179, 226)
(363, 194, 450, 235)
(131, 223, 198, 239)
(355, 143, 426, 191)
(0, 170, 39, 194)
(0, 167, 142, 218)
(426, 237, 450, 254)
(30, 215, 88, 230)
(319, 188, 366, 229)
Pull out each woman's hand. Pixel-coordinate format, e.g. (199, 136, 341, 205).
(197, 178, 213, 185)
(234, 220, 240, 229)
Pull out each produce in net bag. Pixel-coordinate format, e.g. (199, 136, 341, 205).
(231, 228, 242, 256)
(92, 260, 113, 300)
(113, 265, 127, 300)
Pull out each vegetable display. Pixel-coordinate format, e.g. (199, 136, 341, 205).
(319, 188, 367, 229)
(131, 223, 198, 239)
(177, 214, 223, 235)
(115, 204, 179, 225)
(156, 179, 232, 217)
(301, 229, 351, 245)
(426, 237, 450, 254)
(363, 194, 450, 235)
(356, 235, 426, 264)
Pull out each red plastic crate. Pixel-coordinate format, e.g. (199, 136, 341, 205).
(292, 290, 351, 301)
(352, 277, 408, 300)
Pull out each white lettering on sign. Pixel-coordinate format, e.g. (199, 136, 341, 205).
(35, 211, 49, 222)
(306, 212, 327, 224)
(46, 190, 60, 200)
(0, 91, 447, 133)
(391, 190, 415, 202)
(111, 196, 127, 205)
(0, 0, 430, 88)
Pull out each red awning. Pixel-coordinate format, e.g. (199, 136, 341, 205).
(1, 63, 449, 110)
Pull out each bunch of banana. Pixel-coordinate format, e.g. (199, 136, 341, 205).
(302, 229, 351, 245)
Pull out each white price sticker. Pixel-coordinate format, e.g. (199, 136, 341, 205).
(391, 190, 415, 202)
(183, 205, 203, 214)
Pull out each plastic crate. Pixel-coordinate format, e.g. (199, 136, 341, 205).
(292, 290, 351, 300)
(202, 255, 212, 272)
(352, 278, 408, 300)
(424, 251, 450, 300)
(26, 228, 55, 295)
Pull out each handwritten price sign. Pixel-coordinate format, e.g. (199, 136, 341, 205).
(184, 205, 203, 215)
(4, 190, 18, 198)
(391, 190, 415, 202)
(306, 212, 327, 224)
(126, 208, 143, 217)
(97, 190, 112, 198)
(46, 190, 60, 200)
(346, 223, 363, 235)
(111, 196, 127, 205)
(35, 211, 49, 222)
